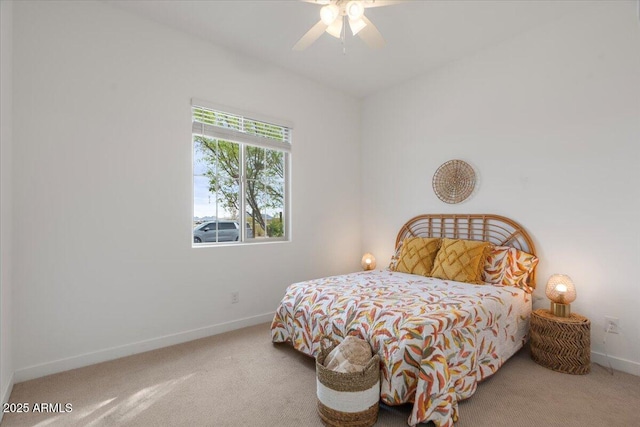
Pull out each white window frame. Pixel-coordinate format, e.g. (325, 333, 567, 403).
(191, 99, 292, 245)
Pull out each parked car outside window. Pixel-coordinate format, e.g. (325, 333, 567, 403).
(193, 220, 253, 243)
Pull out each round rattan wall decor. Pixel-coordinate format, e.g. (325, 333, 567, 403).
(432, 159, 476, 204)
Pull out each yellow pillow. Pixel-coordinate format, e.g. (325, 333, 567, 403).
(395, 237, 441, 276)
(430, 238, 491, 284)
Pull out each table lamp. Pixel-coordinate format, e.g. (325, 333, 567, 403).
(361, 253, 376, 271)
(545, 274, 576, 317)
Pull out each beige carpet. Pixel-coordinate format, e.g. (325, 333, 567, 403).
(2, 323, 639, 427)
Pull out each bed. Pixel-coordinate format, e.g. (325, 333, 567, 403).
(271, 214, 538, 427)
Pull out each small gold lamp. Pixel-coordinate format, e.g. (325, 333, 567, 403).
(361, 253, 376, 271)
(545, 274, 576, 317)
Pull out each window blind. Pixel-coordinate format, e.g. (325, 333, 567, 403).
(192, 104, 292, 153)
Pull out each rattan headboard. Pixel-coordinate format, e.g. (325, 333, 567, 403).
(396, 214, 537, 288)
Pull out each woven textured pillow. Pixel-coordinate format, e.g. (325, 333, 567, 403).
(481, 246, 511, 284)
(431, 238, 491, 284)
(502, 248, 538, 292)
(395, 237, 441, 277)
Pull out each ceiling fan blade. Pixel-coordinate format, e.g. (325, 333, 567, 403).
(293, 20, 328, 51)
(358, 15, 385, 48)
(362, 0, 405, 8)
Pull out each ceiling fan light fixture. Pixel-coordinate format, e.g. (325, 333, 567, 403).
(326, 17, 343, 38)
(293, 0, 392, 51)
(346, 1, 365, 20)
(320, 4, 340, 25)
(348, 18, 367, 35)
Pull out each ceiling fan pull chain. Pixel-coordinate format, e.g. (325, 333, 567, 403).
(341, 16, 347, 55)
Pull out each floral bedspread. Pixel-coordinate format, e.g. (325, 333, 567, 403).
(270, 270, 531, 427)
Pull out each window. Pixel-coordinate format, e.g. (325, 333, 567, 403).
(192, 100, 291, 245)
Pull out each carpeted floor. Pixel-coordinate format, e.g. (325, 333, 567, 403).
(2, 322, 639, 426)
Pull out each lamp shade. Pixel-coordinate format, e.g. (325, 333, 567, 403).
(325, 18, 343, 38)
(545, 274, 576, 304)
(346, 1, 365, 20)
(320, 4, 340, 25)
(348, 18, 367, 35)
(361, 253, 376, 271)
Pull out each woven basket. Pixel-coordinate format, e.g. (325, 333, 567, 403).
(316, 343, 381, 427)
(530, 309, 591, 375)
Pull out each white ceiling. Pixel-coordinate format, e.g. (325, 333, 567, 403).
(105, 0, 591, 98)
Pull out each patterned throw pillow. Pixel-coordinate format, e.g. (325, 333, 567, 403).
(388, 240, 403, 271)
(502, 248, 538, 292)
(481, 246, 511, 284)
(430, 238, 491, 284)
(395, 237, 441, 277)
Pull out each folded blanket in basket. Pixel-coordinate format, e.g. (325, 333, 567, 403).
(324, 336, 373, 373)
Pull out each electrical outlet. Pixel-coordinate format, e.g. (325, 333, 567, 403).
(231, 291, 240, 304)
(604, 316, 620, 334)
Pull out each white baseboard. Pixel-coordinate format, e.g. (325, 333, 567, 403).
(0, 372, 15, 423)
(14, 312, 274, 383)
(591, 351, 640, 376)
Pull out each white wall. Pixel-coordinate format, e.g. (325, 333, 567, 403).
(12, 0, 361, 380)
(1, 0, 15, 411)
(361, 1, 640, 374)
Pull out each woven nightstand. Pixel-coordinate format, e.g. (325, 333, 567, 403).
(530, 309, 591, 374)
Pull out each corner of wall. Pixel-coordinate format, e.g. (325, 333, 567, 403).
(1, 0, 15, 406)
(0, 373, 14, 422)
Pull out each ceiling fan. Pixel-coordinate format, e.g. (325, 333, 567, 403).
(293, 0, 401, 51)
